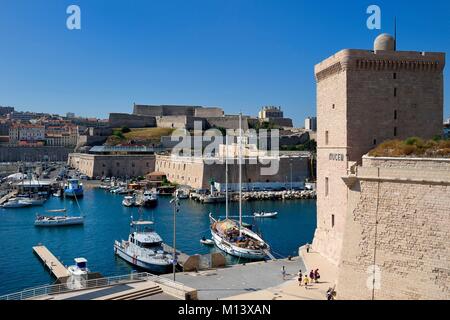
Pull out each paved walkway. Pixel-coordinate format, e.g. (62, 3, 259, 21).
(224, 246, 338, 300)
(162, 257, 306, 300)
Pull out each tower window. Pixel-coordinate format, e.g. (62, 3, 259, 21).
(394, 110, 397, 120)
(394, 127, 397, 137)
(393, 73, 397, 79)
(373, 139, 377, 145)
(325, 131, 329, 145)
(325, 177, 329, 196)
(394, 88, 397, 97)
(331, 214, 335, 228)
(332, 104, 335, 109)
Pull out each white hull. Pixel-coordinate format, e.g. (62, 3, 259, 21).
(254, 211, 278, 218)
(35, 216, 84, 227)
(114, 242, 171, 274)
(210, 230, 267, 260)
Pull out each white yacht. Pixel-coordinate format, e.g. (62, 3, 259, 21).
(0, 198, 32, 209)
(34, 209, 84, 227)
(143, 190, 158, 208)
(66, 258, 89, 290)
(210, 214, 269, 259)
(18, 196, 46, 207)
(202, 193, 226, 204)
(122, 195, 136, 207)
(254, 211, 278, 218)
(176, 189, 189, 199)
(209, 113, 271, 260)
(114, 216, 173, 274)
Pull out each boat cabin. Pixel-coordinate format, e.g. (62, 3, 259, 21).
(74, 257, 88, 271)
(130, 221, 163, 248)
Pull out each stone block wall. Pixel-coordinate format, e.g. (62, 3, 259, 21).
(155, 154, 310, 189)
(0, 146, 72, 162)
(68, 153, 155, 178)
(338, 157, 450, 300)
(109, 113, 156, 128)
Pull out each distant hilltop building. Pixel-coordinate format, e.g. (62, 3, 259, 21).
(312, 33, 448, 299)
(109, 104, 253, 130)
(304, 117, 317, 131)
(133, 104, 224, 118)
(0, 106, 14, 116)
(258, 106, 293, 128)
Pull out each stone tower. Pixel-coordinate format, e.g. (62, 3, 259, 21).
(312, 34, 445, 265)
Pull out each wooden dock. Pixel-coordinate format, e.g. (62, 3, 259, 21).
(0, 190, 18, 205)
(33, 245, 69, 279)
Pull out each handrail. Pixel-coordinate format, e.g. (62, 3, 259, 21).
(0, 272, 186, 301)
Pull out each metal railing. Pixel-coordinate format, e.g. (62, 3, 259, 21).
(0, 272, 187, 301)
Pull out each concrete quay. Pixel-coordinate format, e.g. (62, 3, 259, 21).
(161, 256, 308, 300)
(224, 246, 337, 300)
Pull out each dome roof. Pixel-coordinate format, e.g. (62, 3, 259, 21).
(374, 33, 396, 51)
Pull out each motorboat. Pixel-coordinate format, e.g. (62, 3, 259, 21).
(110, 186, 126, 194)
(176, 189, 189, 199)
(202, 193, 226, 204)
(34, 209, 84, 227)
(66, 258, 89, 290)
(64, 179, 83, 198)
(200, 237, 214, 246)
(254, 211, 278, 218)
(122, 195, 136, 207)
(0, 198, 32, 209)
(142, 190, 158, 208)
(18, 196, 46, 207)
(114, 214, 173, 274)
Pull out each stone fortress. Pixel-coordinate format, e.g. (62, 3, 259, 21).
(109, 104, 293, 130)
(312, 33, 448, 299)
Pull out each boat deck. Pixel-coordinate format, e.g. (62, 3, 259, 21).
(33, 245, 69, 279)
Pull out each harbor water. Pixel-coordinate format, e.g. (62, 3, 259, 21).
(0, 186, 316, 296)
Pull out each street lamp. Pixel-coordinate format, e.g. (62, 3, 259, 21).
(170, 191, 180, 281)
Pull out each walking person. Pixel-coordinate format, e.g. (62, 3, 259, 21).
(306, 243, 310, 253)
(309, 269, 315, 283)
(298, 270, 303, 286)
(281, 266, 286, 280)
(303, 274, 310, 289)
(314, 269, 320, 283)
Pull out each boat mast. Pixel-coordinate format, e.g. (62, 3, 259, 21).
(225, 131, 229, 220)
(239, 112, 242, 236)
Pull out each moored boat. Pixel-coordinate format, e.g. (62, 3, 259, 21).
(64, 179, 83, 198)
(200, 237, 214, 246)
(210, 213, 269, 260)
(209, 113, 271, 260)
(34, 208, 84, 227)
(18, 197, 46, 207)
(254, 211, 278, 218)
(122, 195, 136, 207)
(202, 193, 226, 204)
(143, 190, 158, 208)
(0, 198, 32, 209)
(114, 216, 173, 274)
(66, 258, 89, 290)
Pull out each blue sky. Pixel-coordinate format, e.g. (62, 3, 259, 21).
(0, 0, 449, 126)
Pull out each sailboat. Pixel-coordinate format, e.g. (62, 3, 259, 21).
(34, 190, 84, 227)
(209, 113, 271, 260)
